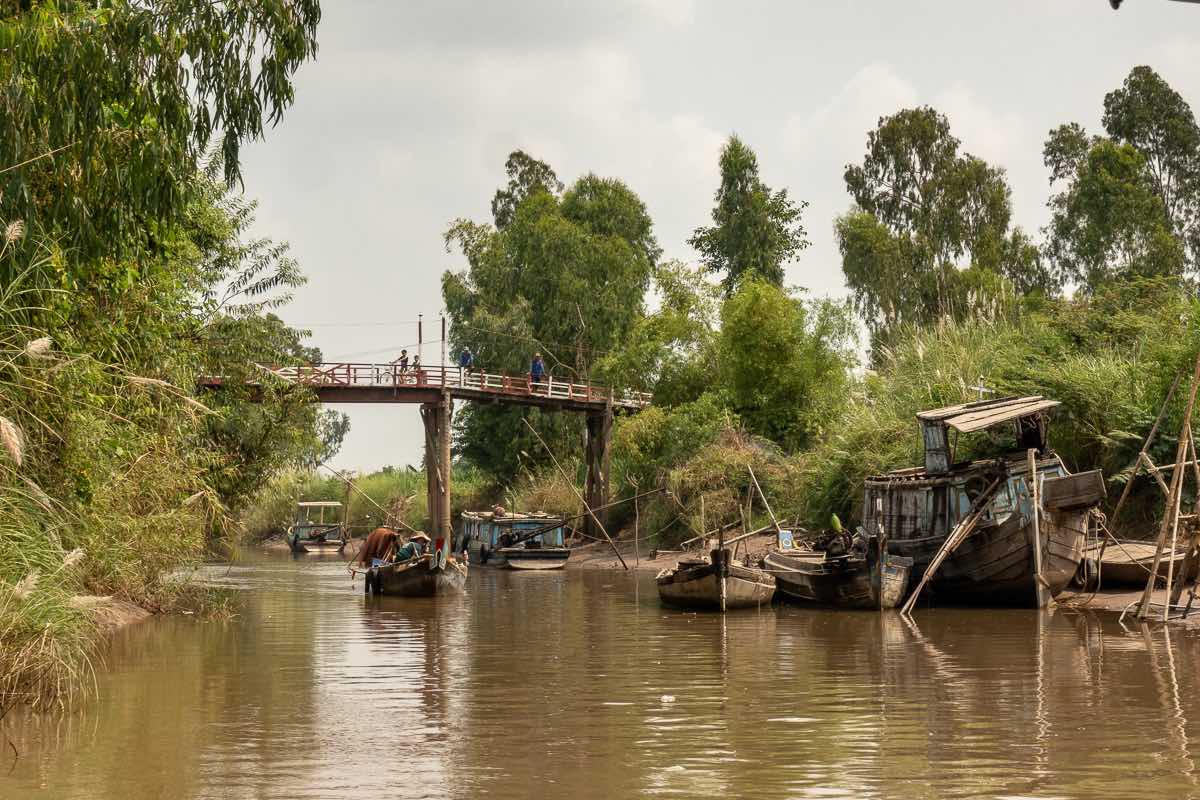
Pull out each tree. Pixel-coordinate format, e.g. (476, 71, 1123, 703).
(1103, 66, 1200, 266)
(0, 2, 321, 267)
(593, 260, 719, 406)
(1043, 133, 1184, 292)
(443, 153, 659, 478)
(838, 107, 1048, 344)
(689, 135, 809, 296)
(717, 278, 854, 451)
(491, 151, 564, 230)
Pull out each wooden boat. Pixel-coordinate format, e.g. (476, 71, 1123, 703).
(1084, 541, 1189, 587)
(459, 510, 569, 568)
(288, 500, 348, 553)
(366, 553, 467, 597)
(763, 533, 913, 609)
(497, 543, 571, 570)
(863, 396, 1106, 608)
(656, 548, 775, 611)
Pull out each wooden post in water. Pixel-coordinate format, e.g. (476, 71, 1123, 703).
(1028, 449, 1050, 609)
(421, 403, 442, 539)
(584, 406, 613, 541)
(1139, 351, 1200, 620)
(439, 390, 453, 564)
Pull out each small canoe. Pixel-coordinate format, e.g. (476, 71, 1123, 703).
(366, 555, 467, 597)
(763, 547, 913, 610)
(656, 549, 775, 611)
(498, 546, 571, 570)
(1086, 541, 1189, 587)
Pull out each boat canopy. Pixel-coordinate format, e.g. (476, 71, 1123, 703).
(917, 396, 1061, 433)
(297, 501, 343, 508)
(916, 396, 1060, 474)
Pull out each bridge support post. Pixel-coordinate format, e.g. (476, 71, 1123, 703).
(420, 396, 454, 550)
(584, 405, 613, 540)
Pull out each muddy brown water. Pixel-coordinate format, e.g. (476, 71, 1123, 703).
(4, 553, 1200, 799)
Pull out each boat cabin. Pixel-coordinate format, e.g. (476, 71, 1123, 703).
(459, 510, 566, 565)
(289, 500, 348, 552)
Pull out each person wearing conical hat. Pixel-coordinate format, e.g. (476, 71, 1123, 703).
(394, 531, 430, 562)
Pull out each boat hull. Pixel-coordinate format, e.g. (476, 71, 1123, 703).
(369, 559, 467, 597)
(499, 547, 571, 570)
(889, 508, 1086, 606)
(1085, 542, 1188, 587)
(656, 557, 775, 611)
(764, 550, 912, 610)
(289, 536, 346, 554)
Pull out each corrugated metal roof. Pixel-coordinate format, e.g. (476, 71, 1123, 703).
(917, 396, 1060, 433)
(297, 501, 343, 507)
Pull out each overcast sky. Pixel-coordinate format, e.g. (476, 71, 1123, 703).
(239, 0, 1200, 473)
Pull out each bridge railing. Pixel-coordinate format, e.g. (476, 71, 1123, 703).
(260, 363, 652, 408)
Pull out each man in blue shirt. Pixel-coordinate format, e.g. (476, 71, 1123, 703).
(530, 352, 545, 388)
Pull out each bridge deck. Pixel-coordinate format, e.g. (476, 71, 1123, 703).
(199, 363, 651, 413)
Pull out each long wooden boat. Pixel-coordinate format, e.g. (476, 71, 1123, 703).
(763, 536, 913, 610)
(1085, 541, 1188, 587)
(862, 396, 1106, 608)
(656, 549, 775, 611)
(366, 555, 467, 597)
(497, 545, 571, 570)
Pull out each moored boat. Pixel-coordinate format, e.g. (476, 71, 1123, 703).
(288, 500, 348, 553)
(863, 396, 1106, 608)
(656, 549, 775, 611)
(1084, 541, 1188, 587)
(366, 554, 468, 597)
(763, 532, 913, 610)
(459, 509, 570, 568)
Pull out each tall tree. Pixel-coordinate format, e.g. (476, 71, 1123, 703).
(717, 279, 854, 451)
(443, 153, 659, 478)
(838, 106, 1048, 344)
(1103, 66, 1200, 266)
(1042, 67, 1199, 292)
(689, 135, 809, 296)
(0, 1, 321, 268)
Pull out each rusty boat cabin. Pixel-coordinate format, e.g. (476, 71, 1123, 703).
(862, 396, 1105, 607)
(458, 510, 569, 569)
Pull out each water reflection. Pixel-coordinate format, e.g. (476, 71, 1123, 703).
(5, 557, 1200, 799)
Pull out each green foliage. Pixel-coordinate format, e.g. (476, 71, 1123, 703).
(689, 135, 809, 295)
(1044, 67, 1200, 291)
(839, 107, 1049, 345)
(443, 151, 659, 479)
(717, 279, 855, 451)
(1103, 66, 1200, 268)
(1044, 136, 1184, 291)
(0, 0, 320, 265)
(593, 260, 719, 404)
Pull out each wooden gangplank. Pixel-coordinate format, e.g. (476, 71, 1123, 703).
(199, 363, 652, 413)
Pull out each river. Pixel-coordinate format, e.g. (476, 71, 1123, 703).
(3, 553, 1200, 799)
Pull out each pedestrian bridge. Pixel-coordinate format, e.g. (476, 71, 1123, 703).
(199, 362, 652, 543)
(199, 362, 651, 413)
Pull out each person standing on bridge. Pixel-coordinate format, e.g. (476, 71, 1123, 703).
(530, 352, 546, 391)
(391, 349, 409, 385)
(458, 347, 473, 385)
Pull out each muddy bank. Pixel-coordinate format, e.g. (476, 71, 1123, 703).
(70, 596, 152, 636)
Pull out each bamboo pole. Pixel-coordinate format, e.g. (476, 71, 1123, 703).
(747, 466, 781, 533)
(1163, 433, 1190, 619)
(521, 417, 627, 570)
(1029, 449, 1050, 609)
(1138, 351, 1200, 620)
(901, 478, 1001, 616)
